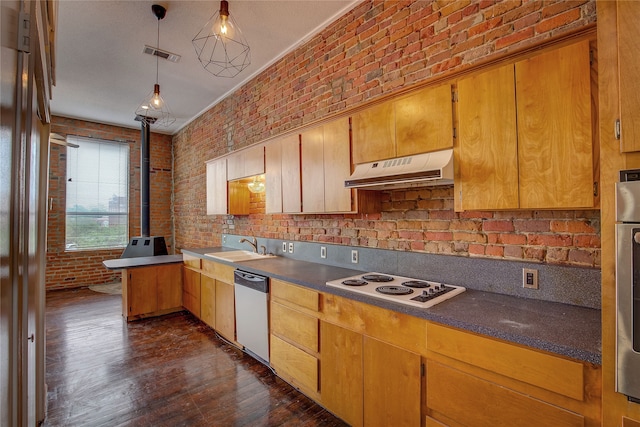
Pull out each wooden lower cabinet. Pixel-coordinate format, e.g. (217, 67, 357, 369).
(270, 335, 319, 397)
(320, 322, 364, 427)
(427, 360, 583, 427)
(182, 260, 235, 342)
(182, 266, 201, 318)
(320, 321, 421, 427)
(363, 337, 421, 427)
(270, 280, 321, 400)
(200, 274, 216, 328)
(215, 279, 235, 342)
(123, 264, 182, 321)
(425, 323, 601, 427)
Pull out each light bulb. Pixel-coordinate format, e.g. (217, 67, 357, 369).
(151, 84, 163, 109)
(220, 15, 228, 35)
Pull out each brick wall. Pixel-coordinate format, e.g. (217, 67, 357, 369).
(173, 0, 599, 268)
(47, 117, 173, 289)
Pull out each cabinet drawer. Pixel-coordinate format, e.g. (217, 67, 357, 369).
(270, 335, 319, 394)
(426, 323, 584, 400)
(202, 259, 218, 276)
(271, 302, 319, 353)
(427, 360, 583, 427)
(202, 260, 235, 284)
(183, 253, 201, 270)
(271, 279, 320, 312)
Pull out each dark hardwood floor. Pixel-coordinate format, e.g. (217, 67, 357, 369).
(44, 288, 347, 427)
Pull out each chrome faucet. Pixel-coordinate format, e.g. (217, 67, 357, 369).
(239, 236, 258, 253)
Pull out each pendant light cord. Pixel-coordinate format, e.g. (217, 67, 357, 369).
(156, 17, 160, 84)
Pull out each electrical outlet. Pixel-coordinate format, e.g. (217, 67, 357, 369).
(222, 235, 226, 244)
(320, 246, 327, 259)
(351, 249, 358, 264)
(282, 242, 287, 252)
(523, 268, 539, 289)
(288, 242, 294, 254)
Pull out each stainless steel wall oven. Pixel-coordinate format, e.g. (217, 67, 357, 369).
(616, 169, 640, 403)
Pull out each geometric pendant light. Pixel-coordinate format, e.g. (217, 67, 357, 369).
(192, 0, 251, 78)
(135, 4, 175, 127)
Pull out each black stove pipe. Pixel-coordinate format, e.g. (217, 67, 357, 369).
(140, 120, 150, 237)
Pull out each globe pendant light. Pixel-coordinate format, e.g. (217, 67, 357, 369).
(192, 0, 251, 78)
(135, 4, 175, 127)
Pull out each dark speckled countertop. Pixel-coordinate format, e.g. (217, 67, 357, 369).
(182, 247, 602, 365)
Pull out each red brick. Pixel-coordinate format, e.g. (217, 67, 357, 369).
(483, 220, 515, 232)
(495, 27, 534, 50)
(535, 9, 581, 33)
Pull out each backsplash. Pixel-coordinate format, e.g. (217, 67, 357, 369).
(222, 233, 601, 310)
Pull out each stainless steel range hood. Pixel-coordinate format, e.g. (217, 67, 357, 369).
(345, 149, 454, 190)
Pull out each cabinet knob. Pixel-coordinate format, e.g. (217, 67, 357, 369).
(27, 333, 34, 342)
(634, 232, 640, 245)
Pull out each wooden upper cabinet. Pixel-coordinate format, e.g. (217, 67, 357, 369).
(300, 118, 352, 213)
(205, 158, 227, 215)
(265, 139, 283, 213)
(352, 85, 454, 164)
(457, 64, 519, 210)
(301, 126, 325, 213)
(281, 134, 302, 213)
(456, 40, 595, 211)
(516, 40, 593, 209)
(226, 144, 265, 180)
(618, 0, 640, 153)
(395, 84, 454, 157)
(265, 134, 301, 214)
(352, 101, 395, 164)
(323, 118, 352, 212)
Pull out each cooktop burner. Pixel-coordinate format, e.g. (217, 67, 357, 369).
(401, 280, 430, 288)
(376, 286, 414, 295)
(326, 272, 465, 308)
(342, 279, 368, 286)
(361, 274, 394, 282)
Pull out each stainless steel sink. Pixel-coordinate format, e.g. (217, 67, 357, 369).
(204, 250, 277, 262)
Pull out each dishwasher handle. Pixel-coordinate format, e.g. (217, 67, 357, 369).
(234, 270, 269, 293)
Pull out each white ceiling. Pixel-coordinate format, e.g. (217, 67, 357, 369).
(51, 0, 360, 135)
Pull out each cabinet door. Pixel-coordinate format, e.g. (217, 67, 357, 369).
(127, 267, 158, 317)
(352, 101, 395, 164)
(301, 126, 325, 213)
(265, 139, 283, 213)
(363, 337, 421, 427)
(182, 267, 201, 317)
(281, 134, 302, 213)
(516, 40, 593, 209)
(200, 275, 216, 328)
(320, 322, 364, 427)
(206, 158, 227, 215)
(270, 335, 319, 397)
(227, 144, 264, 180)
(395, 84, 454, 157)
(457, 64, 519, 210)
(156, 264, 182, 311)
(215, 280, 235, 342)
(227, 180, 250, 215)
(618, 0, 640, 153)
(323, 118, 352, 212)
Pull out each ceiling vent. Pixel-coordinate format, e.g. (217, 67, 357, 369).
(142, 45, 181, 63)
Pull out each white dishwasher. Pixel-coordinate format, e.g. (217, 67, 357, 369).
(233, 269, 270, 364)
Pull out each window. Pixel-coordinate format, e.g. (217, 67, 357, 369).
(66, 136, 129, 250)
